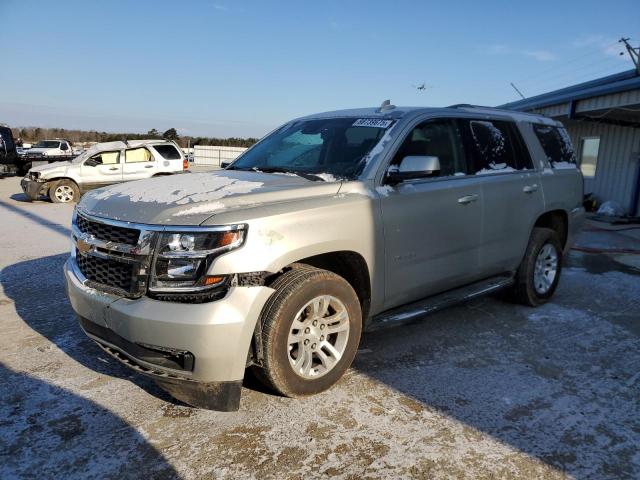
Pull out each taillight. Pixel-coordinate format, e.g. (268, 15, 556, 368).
(183, 158, 188, 170)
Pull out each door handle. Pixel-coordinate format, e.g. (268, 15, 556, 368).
(144, 165, 154, 169)
(108, 167, 118, 171)
(457, 194, 479, 204)
(523, 184, 538, 193)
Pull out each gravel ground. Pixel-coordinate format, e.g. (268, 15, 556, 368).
(0, 176, 639, 479)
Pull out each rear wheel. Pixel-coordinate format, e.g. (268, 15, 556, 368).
(510, 227, 563, 306)
(255, 266, 362, 397)
(49, 179, 80, 203)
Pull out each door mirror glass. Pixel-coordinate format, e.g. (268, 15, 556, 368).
(387, 155, 440, 184)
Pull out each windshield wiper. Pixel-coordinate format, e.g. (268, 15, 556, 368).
(248, 166, 326, 182)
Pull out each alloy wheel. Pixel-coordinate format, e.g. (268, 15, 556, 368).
(287, 295, 350, 379)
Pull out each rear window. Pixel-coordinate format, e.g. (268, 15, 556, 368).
(532, 124, 576, 168)
(464, 120, 533, 173)
(153, 144, 182, 160)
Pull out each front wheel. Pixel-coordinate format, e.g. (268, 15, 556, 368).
(509, 227, 563, 306)
(255, 266, 362, 397)
(49, 179, 80, 203)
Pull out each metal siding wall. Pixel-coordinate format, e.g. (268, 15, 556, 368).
(532, 103, 569, 117)
(576, 90, 640, 112)
(563, 120, 640, 213)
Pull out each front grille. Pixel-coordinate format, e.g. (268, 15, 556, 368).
(76, 214, 140, 245)
(76, 250, 134, 292)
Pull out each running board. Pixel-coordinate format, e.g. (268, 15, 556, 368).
(366, 274, 514, 331)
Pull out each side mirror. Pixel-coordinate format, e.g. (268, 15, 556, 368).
(84, 158, 99, 167)
(60, 144, 69, 151)
(386, 155, 440, 184)
(220, 161, 230, 169)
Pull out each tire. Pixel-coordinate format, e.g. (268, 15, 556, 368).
(255, 266, 362, 397)
(49, 179, 80, 203)
(510, 227, 563, 306)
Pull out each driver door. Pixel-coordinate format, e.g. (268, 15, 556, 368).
(380, 118, 484, 309)
(80, 150, 123, 188)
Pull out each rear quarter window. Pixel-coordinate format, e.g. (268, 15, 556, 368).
(532, 124, 577, 168)
(153, 144, 182, 160)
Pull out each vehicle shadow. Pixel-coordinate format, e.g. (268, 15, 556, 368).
(9, 192, 39, 202)
(1, 253, 180, 406)
(1, 253, 271, 406)
(0, 364, 178, 479)
(353, 253, 640, 479)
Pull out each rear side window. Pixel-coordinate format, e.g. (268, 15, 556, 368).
(464, 120, 533, 173)
(153, 144, 182, 160)
(125, 147, 153, 163)
(532, 124, 576, 168)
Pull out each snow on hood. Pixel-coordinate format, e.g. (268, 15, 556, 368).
(78, 170, 341, 225)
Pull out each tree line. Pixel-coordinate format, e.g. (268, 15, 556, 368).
(11, 126, 258, 148)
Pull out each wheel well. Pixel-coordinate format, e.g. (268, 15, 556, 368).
(534, 210, 568, 247)
(280, 251, 372, 319)
(46, 176, 79, 187)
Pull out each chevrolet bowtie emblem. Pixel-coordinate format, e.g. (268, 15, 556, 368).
(76, 236, 93, 254)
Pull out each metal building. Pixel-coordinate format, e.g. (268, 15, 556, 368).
(502, 69, 640, 216)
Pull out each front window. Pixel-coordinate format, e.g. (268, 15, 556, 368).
(88, 151, 120, 165)
(229, 117, 394, 180)
(391, 120, 468, 177)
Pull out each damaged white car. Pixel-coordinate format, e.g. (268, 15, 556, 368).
(21, 139, 187, 203)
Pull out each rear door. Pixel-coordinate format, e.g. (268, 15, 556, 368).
(122, 146, 157, 180)
(461, 119, 545, 275)
(380, 118, 484, 309)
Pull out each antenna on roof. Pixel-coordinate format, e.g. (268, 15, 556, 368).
(510, 82, 526, 100)
(377, 99, 396, 113)
(619, 37, 640, 75)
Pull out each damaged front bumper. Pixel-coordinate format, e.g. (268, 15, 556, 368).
(20, 177, 47, 201)
(64, 258, 274, 411)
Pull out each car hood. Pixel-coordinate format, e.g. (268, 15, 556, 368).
(30, 161, 72, 176)
(78, 170, 342, 225)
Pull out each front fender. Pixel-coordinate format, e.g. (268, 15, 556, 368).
(207, 194, 379, 278)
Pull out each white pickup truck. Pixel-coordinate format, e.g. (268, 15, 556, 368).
(21, 139, 187, 203)
(28, 139, 76, 158)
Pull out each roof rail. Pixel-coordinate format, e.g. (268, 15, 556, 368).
(447, 103, 495, 109)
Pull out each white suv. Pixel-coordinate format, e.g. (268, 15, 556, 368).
(21, 139, 187, 203)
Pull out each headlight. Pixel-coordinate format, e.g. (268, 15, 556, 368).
(149, 226, 246, 295)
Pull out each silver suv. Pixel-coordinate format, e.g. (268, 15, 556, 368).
(65, 104, 585, 411)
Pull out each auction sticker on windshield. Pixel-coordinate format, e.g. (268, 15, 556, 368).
(352, 119, 393, 128)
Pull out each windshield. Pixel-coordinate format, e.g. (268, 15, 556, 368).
(34, 141, 61, 148)
(229, 117, 394, 180)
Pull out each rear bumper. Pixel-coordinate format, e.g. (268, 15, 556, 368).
(64, 258, 274, 410)
(20, 177, 46, 200)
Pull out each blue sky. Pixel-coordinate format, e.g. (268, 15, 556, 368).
(0, 0, 637, 137)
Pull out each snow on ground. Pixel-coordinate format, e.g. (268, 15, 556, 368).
(0, 177, 639, 479)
